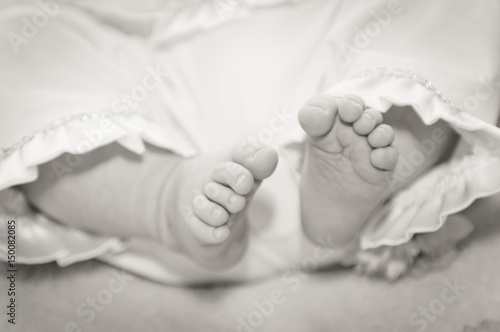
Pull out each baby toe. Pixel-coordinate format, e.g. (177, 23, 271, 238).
(370, 146, 399, 170)
(178, 203, 230, 244)
(204, 182, 246, 214)
(211, 161, 255, 195)
(232, 143, 278, 181)
(298, 94, 337, 136)
(353, 108, 383, 135)
(192, 195, 229, 227)
(338, 96, 364, 123)
(368, 124, 395, 148)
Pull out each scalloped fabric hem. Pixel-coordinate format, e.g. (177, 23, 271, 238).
(0, 112, 198, 192)
(326, 69, 500, 250)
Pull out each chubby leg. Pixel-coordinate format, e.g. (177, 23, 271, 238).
(22, 141, 278, 269)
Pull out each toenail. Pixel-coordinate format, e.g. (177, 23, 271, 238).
(347, 99, 362, 109)
(236, 141, 258, 158)
(377, 126, 389, 134)
(235, 174, 246, 186)
(215, 170, 231, 182)
(363, 112, 374, 121)
(229, 195, 238, 204)
(206, 183, 219, 196)
(212, 207, 222, 218)
(225, 162, 239, 172)
(213, 227, 224, 238)
(194, 196, 207, 209)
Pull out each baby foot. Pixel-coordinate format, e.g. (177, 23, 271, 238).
(298, 94, 399, 247)
(167, 142, 278, 269)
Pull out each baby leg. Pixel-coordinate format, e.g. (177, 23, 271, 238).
(298, 95, 458, 247)
(22, 141, 278, 269)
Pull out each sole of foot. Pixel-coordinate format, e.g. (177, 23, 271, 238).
(298, 94, 399, 248)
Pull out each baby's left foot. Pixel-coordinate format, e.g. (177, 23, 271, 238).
(298, 94, 399, 247)
(168, 142, 278, 270)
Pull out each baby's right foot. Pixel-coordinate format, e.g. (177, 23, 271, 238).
(298, 95, 399, 247)
(165, 143, 278, 269)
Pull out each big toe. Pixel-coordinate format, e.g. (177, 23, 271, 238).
(232, 142, 278, 181)
(298, 94, 337, 136)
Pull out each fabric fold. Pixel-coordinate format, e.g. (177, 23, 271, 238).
(327, 69, 500, 249)
(0, 111, 198, 191)
(0, 188, 125, 266)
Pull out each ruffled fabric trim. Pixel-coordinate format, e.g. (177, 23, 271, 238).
(326, 67, 500, 250)
(362, 153, 500, 247)
(0, 110, 198, 191)
(346, 214, 474, 280)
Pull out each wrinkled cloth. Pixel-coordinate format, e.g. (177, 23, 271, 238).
(0, 0, 499, 284)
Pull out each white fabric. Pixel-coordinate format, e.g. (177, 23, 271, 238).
(0, 0, 499, 284)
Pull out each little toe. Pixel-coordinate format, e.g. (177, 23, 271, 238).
(298, 94, 337, 136)
(370, 146, 399, 170)
(338, 95, 365, 123)
(178, 203, 230, 244)
(211, 161, 255, 195)
(232, 143, 278, 181)
(204, 182, 246, 214)
(368, 124, 395, 148)
(193, 195, 229, 227)
(353, 108, 383, 135)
